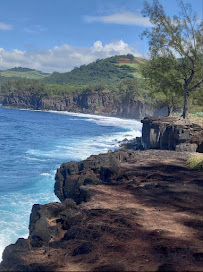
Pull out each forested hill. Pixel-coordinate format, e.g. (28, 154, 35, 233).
(43, 54, 145, 85)
(0, 55, 144, 87)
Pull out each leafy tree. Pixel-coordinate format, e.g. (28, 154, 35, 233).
(116, 77, 146, 101)
(141, 56, 183, 116)
(142, 0, 203, 118)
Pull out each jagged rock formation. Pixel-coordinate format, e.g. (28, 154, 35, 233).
(1, 91, 167, 119)
(1, 149, 203, 271)
(140, 117, 203, 152)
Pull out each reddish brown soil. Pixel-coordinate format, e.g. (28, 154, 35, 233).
(1, 150, 203, 271)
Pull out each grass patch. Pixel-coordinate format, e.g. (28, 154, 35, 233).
(0, 70, 49, 80)
(173, 113, 203, 127)
(116, 63, 143, 79)
(190, 112, 203, 117)
(116, 63, 139, 68)
(187, 153, 203, 170)
(189, 116, 203, 127)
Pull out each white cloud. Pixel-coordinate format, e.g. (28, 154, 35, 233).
(0, 40, 144, 73)
(84, 12, 152, 27)
(0, 22, 12, 30)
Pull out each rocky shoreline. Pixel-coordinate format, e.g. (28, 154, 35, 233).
(0, 117, 203, 271)
(1, 148, 203, 271)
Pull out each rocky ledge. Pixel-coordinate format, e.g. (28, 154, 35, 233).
(1, 148, 203, 271)
(133, 117, 203, 153)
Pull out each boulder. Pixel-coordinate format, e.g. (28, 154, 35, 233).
(29, 202, 64, 247)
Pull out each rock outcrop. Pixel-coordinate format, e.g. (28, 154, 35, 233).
(1, 149, 203, 271)
(1, 91, 167, 119)
(140, 117, 203, 152)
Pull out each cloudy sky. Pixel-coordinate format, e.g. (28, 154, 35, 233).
(0, 0, 202, 73)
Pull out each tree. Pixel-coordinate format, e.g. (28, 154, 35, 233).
(118, 78, 143, 100)
(140, 56, 183, 116)
(142, 0, 203, 118)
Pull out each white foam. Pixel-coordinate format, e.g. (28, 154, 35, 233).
(48, 110, 142, 129)
(46, 111, 142, 159)
(25, 156, 47, 162)
(41, 172, 54, 177)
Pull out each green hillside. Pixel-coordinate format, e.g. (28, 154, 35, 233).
(0, 67, 50, 88)
(43, 54, 144, 85)
(0, 55, 144, 87)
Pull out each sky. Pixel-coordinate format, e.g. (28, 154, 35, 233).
(0, 0, 202, 73)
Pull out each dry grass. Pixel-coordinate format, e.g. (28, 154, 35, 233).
(187, 153, 203, 170)
(189, 116, 203, 127)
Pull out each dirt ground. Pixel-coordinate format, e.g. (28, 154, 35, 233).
(1, 150, 203, 271)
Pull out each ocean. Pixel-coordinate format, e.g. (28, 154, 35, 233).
(0, 106, 142, 260)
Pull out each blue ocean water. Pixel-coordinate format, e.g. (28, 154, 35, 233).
(0, 106, 142, 260)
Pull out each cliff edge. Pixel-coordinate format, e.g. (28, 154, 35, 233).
(1, 148, 203, 271)
(0, 117, 203, 271)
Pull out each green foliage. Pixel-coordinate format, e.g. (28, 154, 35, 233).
(0, 78, 87, 98)
(7, 67, 36, 72)
(142, 0, 203, 118)
(112, 78, 147, 101)
(43, 55, 142, 85)
(140, 56, 183, 115)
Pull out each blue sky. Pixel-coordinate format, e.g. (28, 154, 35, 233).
(0, 0, 202, 72)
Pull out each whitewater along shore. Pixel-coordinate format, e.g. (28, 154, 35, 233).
(0, 117, 203, 271)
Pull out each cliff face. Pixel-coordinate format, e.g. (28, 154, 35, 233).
(1, 91, 167, 119)
(141, 117, 203, 153)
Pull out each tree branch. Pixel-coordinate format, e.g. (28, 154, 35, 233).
(189, 79, 203, 92)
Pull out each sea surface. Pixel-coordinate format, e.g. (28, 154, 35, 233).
(0, 106, 142, 260)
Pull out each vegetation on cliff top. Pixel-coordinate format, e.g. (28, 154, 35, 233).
(0, 76, 148, 104)
(141, 0, 203, 118)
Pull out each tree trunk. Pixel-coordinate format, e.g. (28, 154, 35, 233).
(167, 97, 174, 117)
(183, 84, 189, 119)
(167, 105, 173, 116)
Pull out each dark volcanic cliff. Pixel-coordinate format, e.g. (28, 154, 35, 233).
(140, 117, 203, 153)
(1, 91, 167, 119)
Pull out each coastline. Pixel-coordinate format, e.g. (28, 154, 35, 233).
(0, 91, 168, 120)
(1, 147, 202, 271)
(1, 106, 202, 271)
(0, 106, 142, 262)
